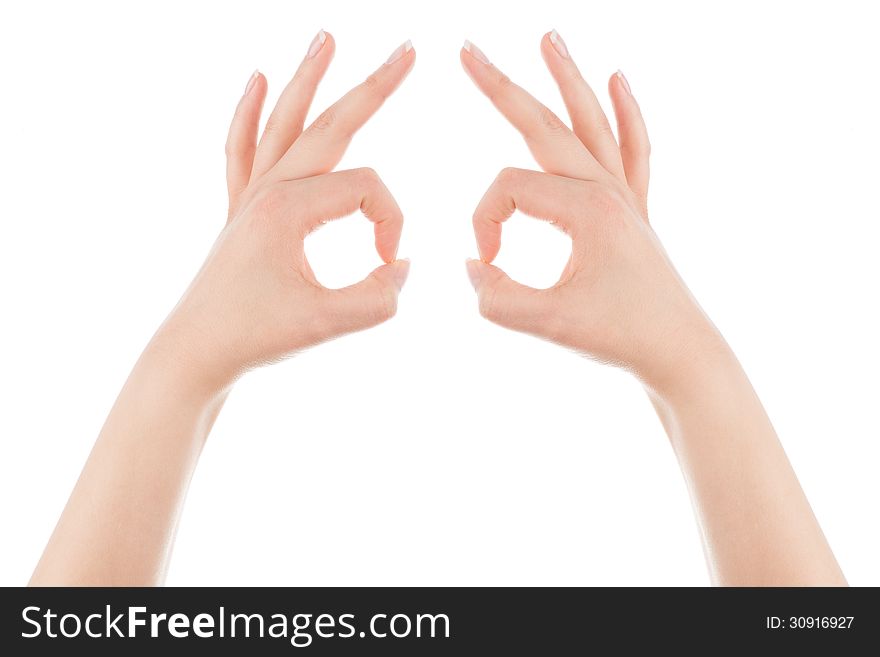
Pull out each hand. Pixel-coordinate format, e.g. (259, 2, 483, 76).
(461, 33, 718, 389)
(157, 33, 415, 393)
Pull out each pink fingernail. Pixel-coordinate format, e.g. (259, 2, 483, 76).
(549, 29, 569, 59)
(465, 259, 482, 290)
(385, 39, 413, 65)
(393, 259, 411, 290)
(306, 29, 326, 59)
(616, 69, 632, 95)
(463, 40, 491, 66)
(244, 70, 259, 95)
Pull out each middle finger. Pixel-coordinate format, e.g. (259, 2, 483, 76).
(460, 40, 608, 182)
(271, 40, 416, 181)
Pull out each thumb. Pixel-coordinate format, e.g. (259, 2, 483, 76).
(465, 259, 552, 331)
(323, 259, 410, 333)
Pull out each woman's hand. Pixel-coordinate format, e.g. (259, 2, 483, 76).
(161, 32, 414, 394)
(461, 33, 717, 390)
(461, 33, 845, 586)
(30, 34, 416, 586)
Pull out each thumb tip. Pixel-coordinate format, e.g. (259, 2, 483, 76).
(390, 258, 410, 291)
(465, 258, 486, 291)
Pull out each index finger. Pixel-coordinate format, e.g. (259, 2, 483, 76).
(473, 168, 595, 262)
(249, 30, 336, 180)
(277, 168, 404, 263)
(271, 40, 416, 181)
(460, 40, 606, 181)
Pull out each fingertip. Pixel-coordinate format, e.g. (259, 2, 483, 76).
(539, 31, 555, 56)
(465, 258, 484, 291)
(377, 244, 395, 264)
(322, 32, 337, 60)
(384, 39, 416, 72)
(609, 70, 643, 130)
(250, 71, 268, 100)
(462, 40, 491, 67)
(391, 258, 410, 291)
(459, 47, 477, 81)
(370, 258, 408, 289)
(460, 42, 502, 95)
(375, 225, 402, 264)
(239, 70, 267, 106)
(540, 30, 572, 71)
(372, 40, 416, 95)
(466, 258, 501, 291)
(300, 34, 335, 86)
(243, 69, 259, 96)
(328, 260, 407, 330)
(400, 46, 417, 75)
(548, 29, 569, 59)
(306, 29, 335, 61)
(610, 69, 632, 98)
(473, 229, 500, 263)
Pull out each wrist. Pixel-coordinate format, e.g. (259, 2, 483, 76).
(139, 321, 235, 405)
(638, 318, 738, 405)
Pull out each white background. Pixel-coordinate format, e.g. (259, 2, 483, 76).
(1, 0, 878, 586)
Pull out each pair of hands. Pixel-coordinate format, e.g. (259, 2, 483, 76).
(32, 30, 847, 588)
(162, 30, 717, 396)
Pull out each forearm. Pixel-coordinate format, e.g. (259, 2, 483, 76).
(29, 36, 412, 586)
(30, 331, 227, 586)
(646, 331, 845, 586)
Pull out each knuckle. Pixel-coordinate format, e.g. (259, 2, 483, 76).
(252, 183, 290, 225)
(586, 183, 627, 227)
(355, 166, 380, 185)
(261, 117, 281, 137)
(593, 185, 617, 213)
(361, 74, 389, 105)
(487, 74, 512, 103)
(363, 73, 383, 93)
(561, 67, 585, 88)
(496, 167, 521, 186)
(595, 119, 615, 140)
(311, 108, 336, 133)
(262, 183, 285, 207)
(538, 106, 567, 133)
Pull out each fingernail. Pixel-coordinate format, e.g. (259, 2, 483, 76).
(306, 29, 326, 59)
(465, 259, 482, 290)
(244, 70, 259, 95)
(616, 69, 632, 95)
(393, 259, 411, 290)
(549, 29, 569, 59)
(385, 39, 413, 65)
(463, 40, 491, 66)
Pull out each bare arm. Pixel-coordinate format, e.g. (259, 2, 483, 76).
(648, 335, 845, 585)
(461, 31, 844, 585)
(30, 32, 415, 586)
(29, 338, 227, 585)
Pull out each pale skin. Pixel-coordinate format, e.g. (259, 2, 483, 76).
(461, 31, 845, 586)
(30, 31, 415, 586)
(30, 31, 844, 587)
